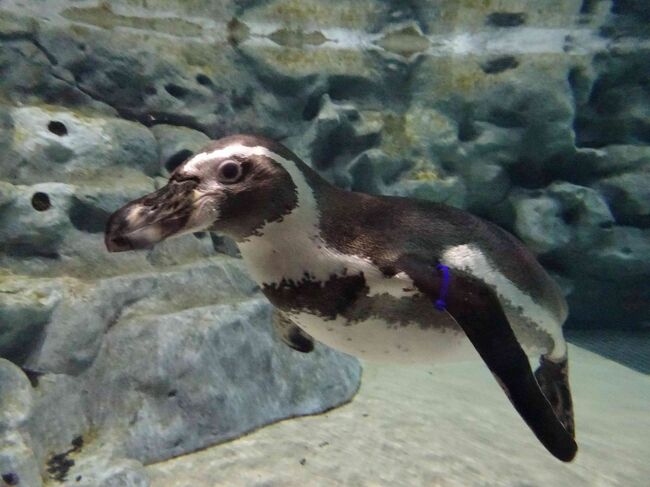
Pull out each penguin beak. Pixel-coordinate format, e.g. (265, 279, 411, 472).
(105, 179, 202, 252)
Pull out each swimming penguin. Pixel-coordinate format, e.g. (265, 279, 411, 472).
(105, 134, 577, 462)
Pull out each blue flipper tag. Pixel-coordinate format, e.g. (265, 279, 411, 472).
(434, 264, 450, 311)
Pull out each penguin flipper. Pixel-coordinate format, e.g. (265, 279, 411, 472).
(396, 255, 577, 462)
(272, 309, 315, 353)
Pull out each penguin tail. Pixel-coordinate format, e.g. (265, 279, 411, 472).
(534, 355, 575, 440)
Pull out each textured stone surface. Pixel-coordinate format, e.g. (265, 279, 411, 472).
(147, 347, 650, 487)
(1, 0, 649, 485)
(0, 431, 42, 487)
(0, 359, 33, 432)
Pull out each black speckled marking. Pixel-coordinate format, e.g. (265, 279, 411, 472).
(263, 273, 368, 320)
(344, 292, 460, 331)
(264, 270, 462, 332)
(46, 436, 84, 482)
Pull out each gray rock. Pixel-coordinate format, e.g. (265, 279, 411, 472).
(26, 257, 257, 375)
(509, 182, 615, 255)
(574, 145, 650, 179)
(348, 149, 406, 194)
(151, 125, 210, 175)
(0, 431, 42, 487)
(25, 374, 89, 467)
(4, 106, 158, 184)
(0, 276, 62, 365)
(595, 169, 650, 228)
(508, 183, 649, 330)
(304, 95, 382, 181)
(83, 298, 360, 464)
(0, 182, 75, 255)
(562, 226, 650, 329)
(509, 191, 572, 255)
(58, 447, 150, 487)
(0, 360, 33, 432)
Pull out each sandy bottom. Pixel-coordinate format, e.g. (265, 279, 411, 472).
(147, 345, 650, 486)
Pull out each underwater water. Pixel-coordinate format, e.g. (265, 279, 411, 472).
(0, 1, 649, 486)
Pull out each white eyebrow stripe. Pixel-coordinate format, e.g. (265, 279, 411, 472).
(184, 144, 288, 174)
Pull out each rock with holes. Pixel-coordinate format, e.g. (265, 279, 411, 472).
(0, 2, 267, 137)
(347, 149, 406, 195)
(595, 168, 650, 228)
(509, 182, 615, 255)
(0, 182, 75, 256)
(151, 125, 211, 175)
(1, 105, 158, 184)
(235, 0, 388, 106)
(509, 190, 572, 255)
(507, 182, 650, 329)
(289, 95, 383, 188)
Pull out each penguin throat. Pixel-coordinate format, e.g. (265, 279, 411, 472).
(237, 184, 326, 287)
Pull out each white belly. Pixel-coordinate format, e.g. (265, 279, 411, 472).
(287, 310, 479, 364)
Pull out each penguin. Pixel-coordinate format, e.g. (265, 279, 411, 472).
(105, 134, 577, 462)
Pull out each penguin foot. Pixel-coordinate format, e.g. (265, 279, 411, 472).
(535, 356, 575, 439)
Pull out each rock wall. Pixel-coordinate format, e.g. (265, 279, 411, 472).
(0, 0, 649, 485)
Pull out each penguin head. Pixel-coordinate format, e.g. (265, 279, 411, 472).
(105, 135, 304, 252)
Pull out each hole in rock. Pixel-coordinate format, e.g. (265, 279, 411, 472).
(2, 473, 19, 486)
(481, 56, 519, 74)
(196, 74, 212, 86)
(302, 95, 322, 120)
(165, 149, 193, 173)
(70, 197, 111, 233)
(486, 12, 526, 27)
(31, 192, 51, 211)
(165, 83, 189, 99)
(48, 120, 68, 136)
(561, 207, 581, 225)
(579, 0, 599, 14)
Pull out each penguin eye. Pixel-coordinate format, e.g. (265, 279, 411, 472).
(217, 160, 243, 184)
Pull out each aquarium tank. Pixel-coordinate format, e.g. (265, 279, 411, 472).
(0, 1, 648, 486)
